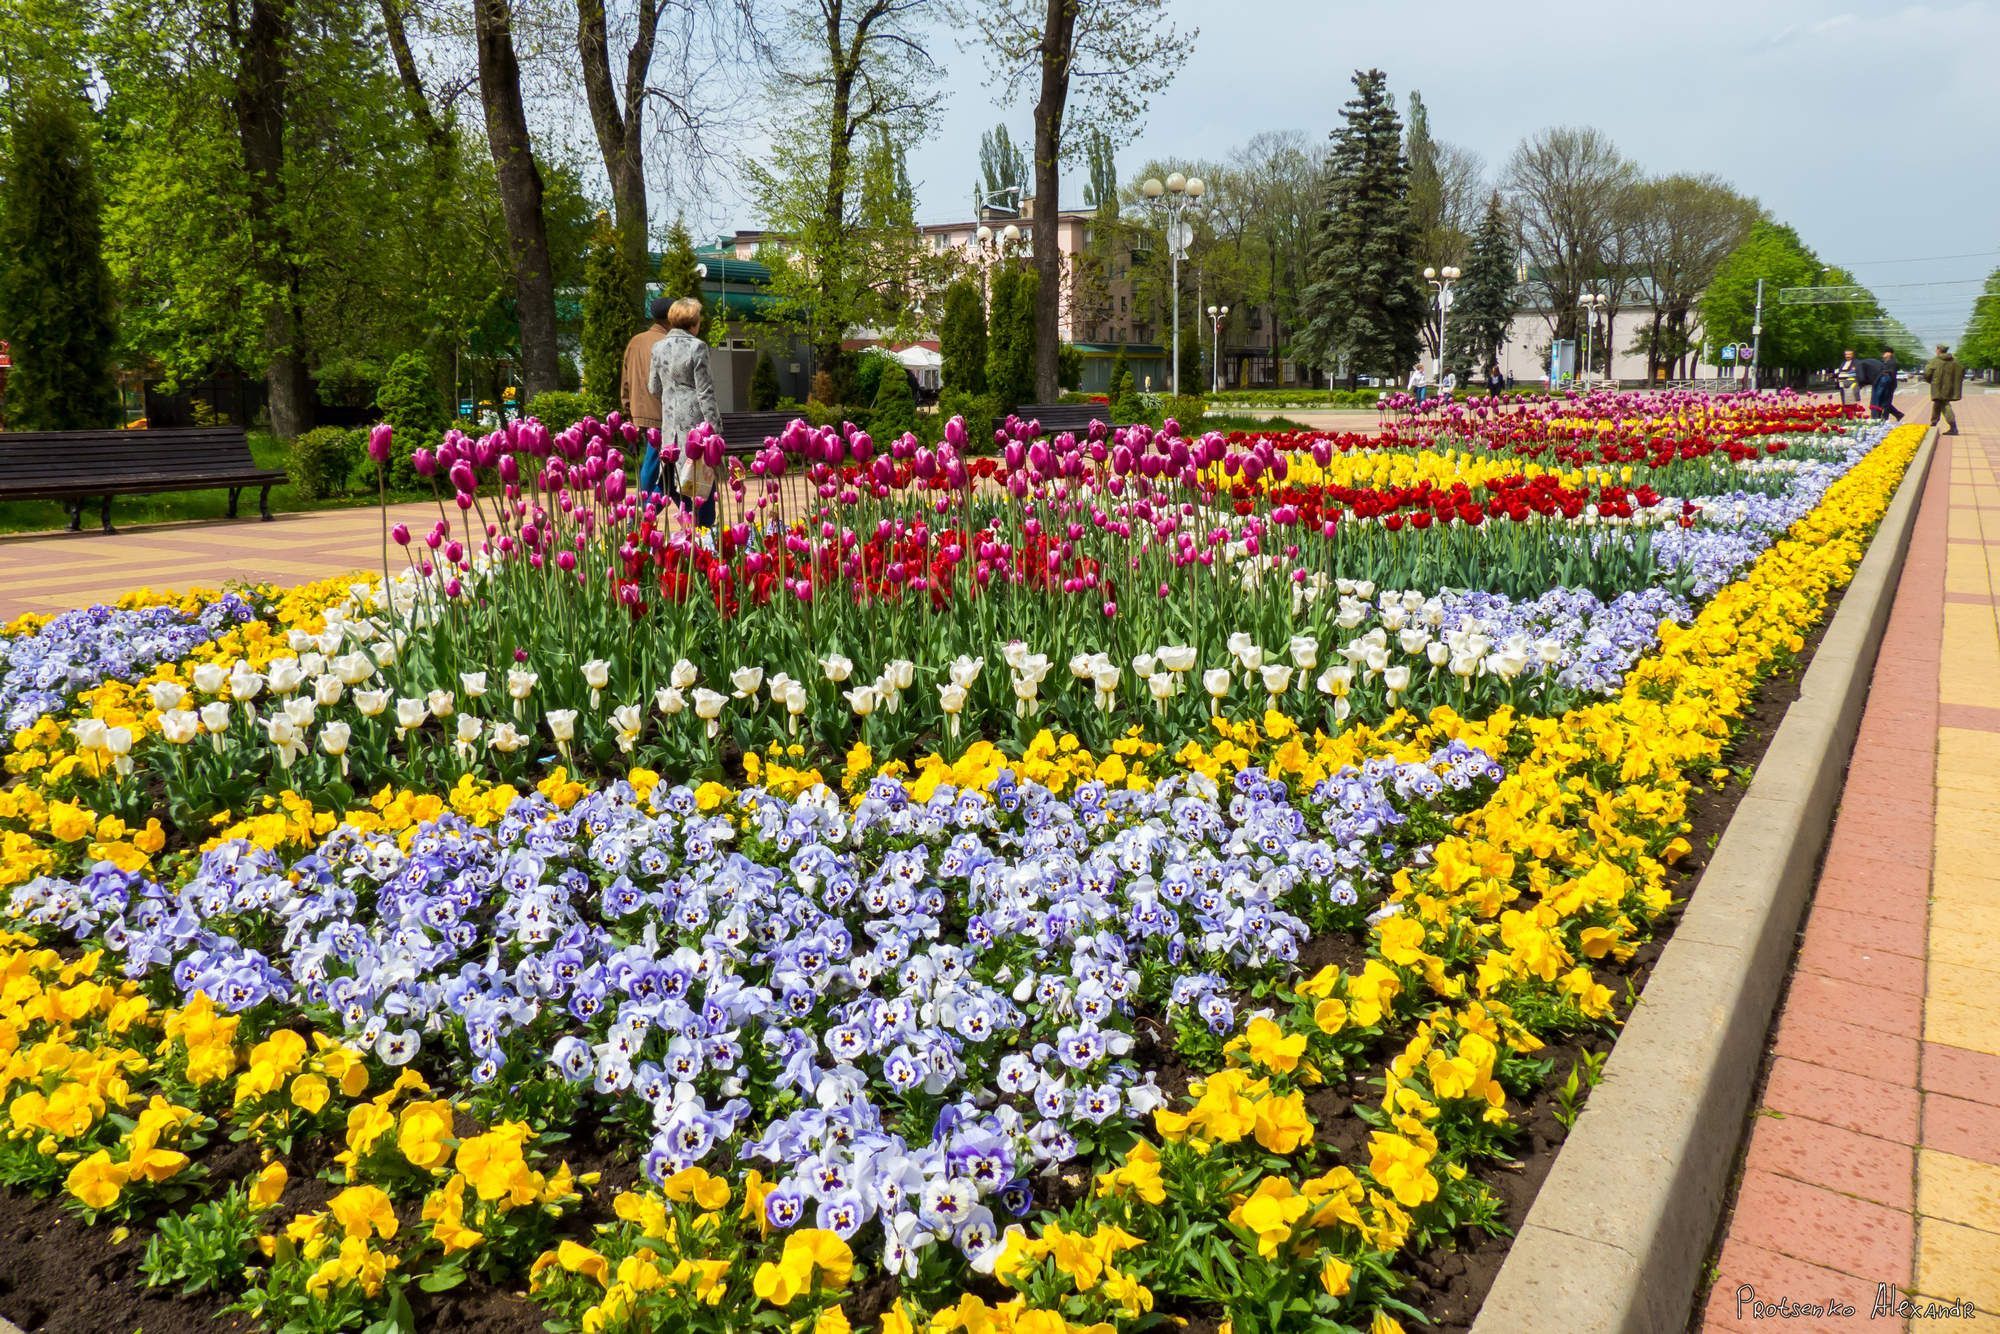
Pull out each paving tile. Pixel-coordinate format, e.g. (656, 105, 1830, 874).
(1926, 997, 2000, 1060)
(1744, 1113, 1914, 1209)
(1796, 923, 1928, 994)
(1775, 1008, 1920, 1084)
(1923, 1092, 2000, 1168)
(1923, 1043, 2000, 1106)
(1812, 874, 1931, 926)
(1700, 1239, 1893, 1332)
(1918, 1148, 2000, 1235)
(1783, 972, 1926, 1042)
(1728, 1167, 1915, 1280)
(1915, 1217, 2000, 1313)
(1764, 1054, 1921, 1143)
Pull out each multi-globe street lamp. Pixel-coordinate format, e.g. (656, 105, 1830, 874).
(1140, 171, 1205, 397)
(967, 222, 1021, 308)
(1206, 304, 1229, 393)
(1578, 290, 1609, 384)
(1423, 265, 1460, 380)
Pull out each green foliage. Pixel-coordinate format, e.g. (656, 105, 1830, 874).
(524, 390, 594, 436)
(1701, 222, 1868, 375)
(985, 265, 1038, 409)
(749, 352, 781, 410)
(977, 122, 1026, 207)
(375, 352, 446, 440)
(1449, 193, 1518, 377)
(1957, 268, 2000, 371)
(852, 349, 897, 407)
(1111, 366, 1143, 424)
(657, 218, 705, 317)
(1299, 70, 1427, 382)
(289, 427, 363, 500)
(142, 1184, 264, 1296)
(1163, 393, 1206, 428)
(871, 362, 918, 438)
(1058, 342, 1083, 392)
(1080, 127, 1119, 212)
(581, 221, 639, 414)
(938, 389, 1001, 444)
(0, 91, 119, 430)
(940, 280, 988, 395)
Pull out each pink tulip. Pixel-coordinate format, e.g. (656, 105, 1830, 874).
(390, 522, 410, 545)
(367, 423, 394, 464)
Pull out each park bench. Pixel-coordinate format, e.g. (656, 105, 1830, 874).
(1014, 402, 1112, 435)
(716, 411, 798, 456)
(0, 426, 287, 534)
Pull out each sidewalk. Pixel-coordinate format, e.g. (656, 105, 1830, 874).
(1700, 397, 2000, 1330)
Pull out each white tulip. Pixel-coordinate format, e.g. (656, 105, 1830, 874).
(1427, 641, 1451, 667)
(460, 672, 488, 698)
(159, 709, 200, 745)
(1147, 672, 1176, 707)
(331, 653, 376, 686)
(1317, 665, 1353, 697)
(654, 686, 686, 716)
(1156, 644, 1197, 673)
(845, 685, 878, 717)
(1069, 653, 1098, 681)
(488, 722, 528, 754)
(1001, 641, 1031, 672)
(228, 664, 265, 701)
(1398, 628, 1431, 656)
(819, 654, 854, 683)
(582, 659, 611, 689)
(147, 682, 188, 713)
(264, 715, 303, 768)
(1288, 636, 1319, 670)
(1202, 668, 1232, 702)
(372, 639, 398, 668)
(692, 688, 726, 739)
(938, 683, 967, 738)
(885, 659, 915, 691)
(426, 689, 455, 719)
(506, 668, 537, 700)
(1011, 677, 1040, 717)
(199, 701, 233, 733)
(354, 688, 390, 718)
(1383, 665, 1412, 694)
(313, 675, 345, 707)
(730, 665, 764, 700)
(1012, 654, 1051, 688)
(299, 652, 326, 678)
(948, 655, 984, 688)
(265, 658, 305, 694)
(395, 697, 429, 734)
(192, 662, 228, 694)
(104, 724, 133, 758)
(546, 708, 578, 749)
(319, 721, 351, 772)
(671, 659, 699, 689)
(1226, 631, 1254, 659)
(283, 696, 317, 728)
(455, 713, 483, 746)
(1259, 664, 1293, 696)
(1236, 645, 1264, 674)
(1132, 653, 1157, 680)
(611, 704, 643, 754)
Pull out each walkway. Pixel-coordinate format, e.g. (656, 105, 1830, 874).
(1700, 394, 2000, 1330)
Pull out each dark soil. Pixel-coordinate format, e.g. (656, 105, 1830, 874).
(0, 586, 1848, 1333)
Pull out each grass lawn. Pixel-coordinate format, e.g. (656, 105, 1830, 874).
(0, 432, 409, 535)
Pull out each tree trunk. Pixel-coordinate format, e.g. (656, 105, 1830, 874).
(1029, 0, 1076, 404)
(474, 0, 562, 401)
(813, 1, 858, 397)
(234, 0, 308, 438)
(577, 0, 660, 313)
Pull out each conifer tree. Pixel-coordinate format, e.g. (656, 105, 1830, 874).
(871, 361, 917, 438)
(940, 280, 988, 395)
(1298, 70, 1426, 385)
(0, 93, 119, 430)
(749, 351, 781, 409)
(581, 219, 638, 413)
(1448, 193, 1519, 376)
(658, 218, 706, 317)
(985, 265, 1038, 410)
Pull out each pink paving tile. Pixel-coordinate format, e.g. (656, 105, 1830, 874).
(1796, 923, 1928, 992)
(1802, 905, 1930, 961)
(1810, 877, 1929, 927)
(1781, 973, 1925, 1043)
(1922, 1043, 2000, 1107)
(1821, 824, 1937, 870)
(1923, 1091, 2000, 1167)
(1700, 1240, 1897, 1332)
(1816, 846, 1934, 900)
(1944, 591, 1996, 606)
(1725, 1168, 1914, 1280)
(1743, 1112, 1914, 1209)
(1774, 1010, 1920, 1086)
(1763, 1055, 1921, 1143)
(1938, 702, 2000, 732)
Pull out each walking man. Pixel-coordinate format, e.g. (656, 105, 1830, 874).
(622, 298, 670, 493)
(1835, 349, 1859, 406)
(1921, 343, 1964, 435)
(1871, 349, 1904, 422)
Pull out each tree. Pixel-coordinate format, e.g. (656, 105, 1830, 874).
(871, 359, 917, 436)
(1224, 130, 1322, 377)
(986, 263, 1038, 409)
(1959, 268, 2000, 372)
(1505, 126, 1637, 350)
(0, 92, 119, 430)
(759, 0, 943, 392)
(1080, 126, 1117, 210)
(956, 0, 1195, 402)
(473, 0, 563, 400)
(1628, 173, 1760, 379)
(581, 218, 638, 413)
(939, 278, 988, 394)
(749, 350, 781, 407)
(977, 122, 1026, 209)
(658, 218, 705, 312)
(1447, 192, 1517, 377)
(1700, 221, 1864, 380)
(1405, 91, 1484, 365)
(1297, 70, 1425, 385)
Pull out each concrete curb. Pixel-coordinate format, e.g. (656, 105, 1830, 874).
(1470, 425, 1940, 1334)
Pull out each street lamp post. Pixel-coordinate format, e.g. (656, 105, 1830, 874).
(968, 222, 1021, 309)
(1206, 304, 1229, 393)
(1423, 266, 1460, 380)
(1141, 171, 1206, 397)
(1578, 291, 1609, 384)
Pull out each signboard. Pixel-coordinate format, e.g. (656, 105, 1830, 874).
(1737, 343, 1754, 362)
(1720, 345, 1736, 361)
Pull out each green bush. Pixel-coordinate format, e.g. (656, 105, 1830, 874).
(851, 350, 898, 408)
(1162, 394, 1206, 428)
(290, 427, 363, 500)
(524, 390, 594, 435)
(937, 390, 1000, 447)
(871, 365, 918, 440)
(749, 353, 781, 411)
(376, 352, 447, 433)
(1110, 368, 1142, 425)
(1058, 343, 1083, 392)
(804, 401, 870, 433)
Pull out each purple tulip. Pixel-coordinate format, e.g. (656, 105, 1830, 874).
(390, 522, 410, 545)
(367, 423, 394, 464)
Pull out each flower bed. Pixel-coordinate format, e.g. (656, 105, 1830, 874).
(0, 404, 1922, 1334)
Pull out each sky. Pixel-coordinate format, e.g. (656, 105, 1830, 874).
(798, 0, 2000, 347)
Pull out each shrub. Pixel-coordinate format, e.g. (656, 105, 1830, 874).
(940, 280, 987, 395)
(938, 390, 1001, 446)
(749, 354, 781, 411)
(985, 266, 1037, 410)
(1163, 394, 1206, 428)
(1110, 368, 1142, 425)
(289, 428, 362, 501)
(524, 390, 594, 436)
(852, 350, 896, 408)
(871, 365, 918, 439)
(1058, 342, 1083, 392)
(808, 370, 837, 407)
(581, 222, 639, 414)
(375, 352, 447, 437)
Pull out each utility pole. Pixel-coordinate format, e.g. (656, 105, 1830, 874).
(1749, 278, 1765, 391)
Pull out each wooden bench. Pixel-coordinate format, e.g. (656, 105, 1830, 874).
(0, 426, 287, 534)
(716, 411, 798, 457)
(1014, 402, 1112, 435)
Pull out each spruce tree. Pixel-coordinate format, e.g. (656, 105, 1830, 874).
(986, 266, 1038, 410)
(940, 280, 988, 395)
(0, 93, 119, 431)
(658, 219, 706, 317)
(871, 362, 918, 438)
(1298, 70, 1427, 385)
(749, 352, 781, 409)
(1447, 193, 1518, 377)
(581, 220, 638, 414)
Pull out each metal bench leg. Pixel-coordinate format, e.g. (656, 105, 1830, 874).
(99, 495, 116, 535)
(227, 487, 242, 518)
(65, 500, 82, 533)
(258, 484, 274, 521)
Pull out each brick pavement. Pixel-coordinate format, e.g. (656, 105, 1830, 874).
(1701, 394, 2000, 1331)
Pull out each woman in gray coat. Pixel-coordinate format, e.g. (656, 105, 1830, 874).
(645, 296, 721, 525)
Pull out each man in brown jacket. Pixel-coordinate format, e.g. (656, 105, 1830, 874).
(1921, 344, 1964, 436)
(622, 298, 670, 491)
